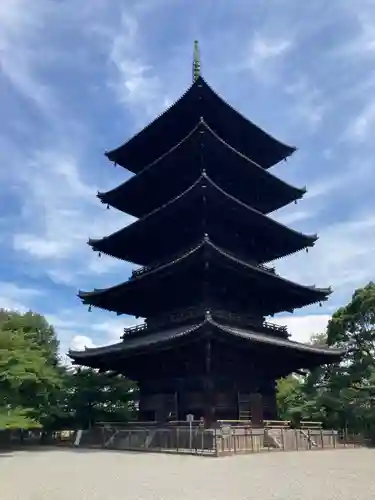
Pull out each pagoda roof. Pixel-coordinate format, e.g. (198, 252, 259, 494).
(79, 238, 330, 317)
(105, 76, 295, 172)
(99, 120, 306, 217)
(68, 314, 344, 371)
(89, 174, 316, 266)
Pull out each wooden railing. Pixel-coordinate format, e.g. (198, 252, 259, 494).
(121, 323, 147, 337)
(52, 423, 361, 456)
(130, 244, 277, 280)
(122, 308, 288, 337)
(300, 421, 323, 429)
(264, 420, 292, 428)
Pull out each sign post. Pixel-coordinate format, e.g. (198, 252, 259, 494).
(186, 413, 194, 450)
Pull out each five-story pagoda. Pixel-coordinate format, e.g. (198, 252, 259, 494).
(69, 42, 344, 426)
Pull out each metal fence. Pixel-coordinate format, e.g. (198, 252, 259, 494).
(0, 425, 367, 457)
(66, 424, 365, 456)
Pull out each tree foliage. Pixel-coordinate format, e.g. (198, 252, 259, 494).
(0, 313, 62, 430)
(62, 368, 138, 429)
(277, 282, 375, 438)
(0, 309, 137, 432)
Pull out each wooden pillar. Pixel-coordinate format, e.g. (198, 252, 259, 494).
(203, 339, 214, 427)
(250, 393, 263, 427)
(260, 379, 278, 421)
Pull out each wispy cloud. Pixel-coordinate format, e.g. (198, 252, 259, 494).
(283, 77, 326, 130)
(11, 147, 132, 285)
(0, 282, 42, 313)
(243, 33, 293, 82)
(274, 314, 331, 343)
(0, 0, 55, 114)
(108, 15, 165, 120)
(276, 213, 375, 309)
(344, 101, 375, 142)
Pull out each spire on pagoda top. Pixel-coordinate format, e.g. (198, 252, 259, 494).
(193, 40, 201, 82)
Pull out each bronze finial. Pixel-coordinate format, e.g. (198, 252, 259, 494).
(193, 40, 201, 82)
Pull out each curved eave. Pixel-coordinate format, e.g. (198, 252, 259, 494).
(209, 240, 331, 301)
(68, 317, 345, 362)
(89, 174, 317, 264)
(78, 239, 204, 301)
(98, 120, 305, 215)
(69, 323, 203, 360)
(105, 76, 296, 172)
(78, 238, 331, 308)
(211, 320, 345, 359)
(207, 175, 316, 245)
(202, 78, 296, 161)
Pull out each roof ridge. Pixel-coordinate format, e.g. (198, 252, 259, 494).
(208, 318, 346, 355)
(90, 173, 316, 252)
(99, 119, 304, 202)
(79, 237, 330, 306)
(68, 316, 345, 361)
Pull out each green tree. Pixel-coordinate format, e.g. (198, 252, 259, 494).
(0, 328, 61, 429)
(277, 375, 303, 422)
(0, 308, 139, 436)
(293, 283, 375, 437)
(65, 368, 138, 429)
(0, 310, 59, 364)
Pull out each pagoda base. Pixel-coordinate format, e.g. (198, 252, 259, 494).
(78, 424, 342, 456)
(138, 384, 278, 425)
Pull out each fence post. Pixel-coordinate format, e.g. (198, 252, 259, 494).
(281, 428, 285, 451)
(266, 428, 271, 452)
(307, 429, 311, 450)
(295, 430, 299, 451)
(213, 428, 217, 456)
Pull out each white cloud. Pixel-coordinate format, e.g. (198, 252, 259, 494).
(245, 34, 293, 81)
(334, 2, 375, 58)
(45, 309, 141, 356)
(275, 213, 375, 306)
(70, 335, 97, 351)
(0, 282, 42, 313)
(107, 13, 168, 123)
(275, 209, 314, 226)
(274, 314, 331, 343)
(0, 3, 166, 289)
(11, 148, 133, 284)
(0, 0, 59, 116)
(283, 77, 326, 130)
(91, 316, 142, 343)
(345, 101, 375, 142)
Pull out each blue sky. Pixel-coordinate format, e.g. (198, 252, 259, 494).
(1, 0, 375, 359)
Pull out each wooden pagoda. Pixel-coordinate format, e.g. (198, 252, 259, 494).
(69, 42, 344, 426)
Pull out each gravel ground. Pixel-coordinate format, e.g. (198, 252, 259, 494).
(1, 447, 374, 500)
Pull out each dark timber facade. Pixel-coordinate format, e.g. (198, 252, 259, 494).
(69, 43, 344, 426)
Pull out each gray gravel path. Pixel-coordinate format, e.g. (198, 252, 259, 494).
(0, 447, 374, 500)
